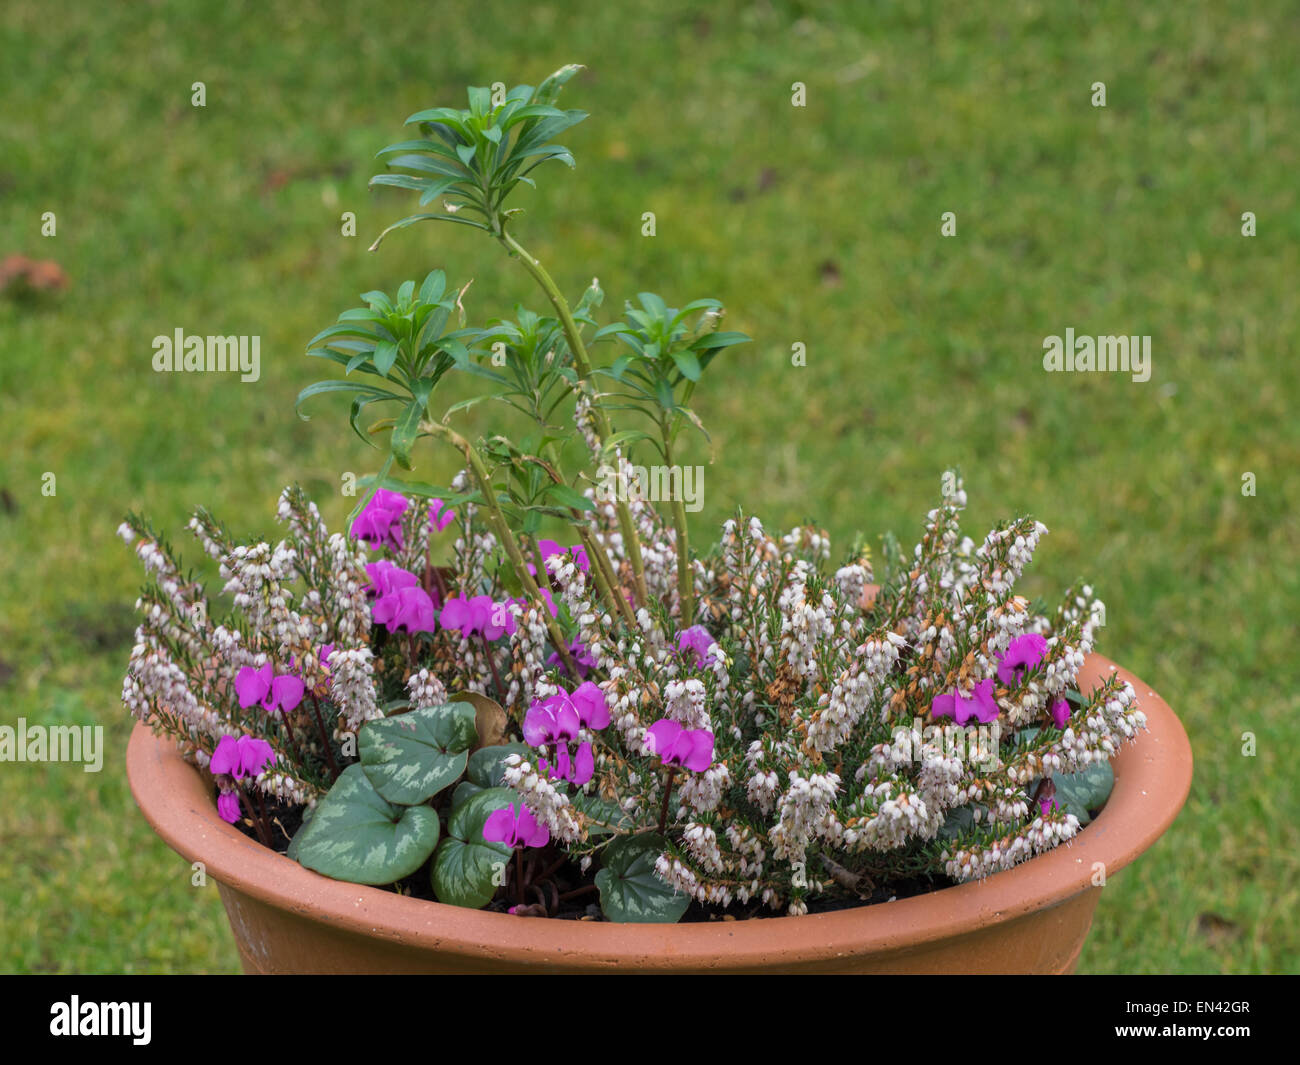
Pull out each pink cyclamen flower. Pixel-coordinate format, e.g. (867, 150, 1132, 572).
(524, 684, 609, 787)
(217, 791, 241, 824)
(235, 663, 305, 714)
(365, 559, 419, 599)
(1050, 698, 1071, 729)
(930, 678, 999, 726)
(210, 734, 276, 781)
(484, 803, 550, 848)
(523, 692, 580, 747)
(676, 625, 715, 668)
(428, 497, 455, 534)
(996, 633, 1048, 687)
(350, 488, 410, 552)
(645, 719, 715, 772)
(441, 594, 516, 640)
(372, 585, 438, 634)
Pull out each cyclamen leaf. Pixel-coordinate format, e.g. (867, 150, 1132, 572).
(358, 702, 478, 805)
(595, 833, 690, 924)
(294, 765, 440, 885)
(1051, 760, 1115, 825)
(430, 787, 515, 909)
(467, 742, 531, 789)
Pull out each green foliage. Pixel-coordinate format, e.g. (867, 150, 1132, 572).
(294, 766, 441, 885)
(297, 270, 476, 469)
(430, 787, 515, 909)
(595, 833, 690, 923)
(358, 702, 478, 805)
(468, 742, 531, 789)
(370, 65, 587, 243)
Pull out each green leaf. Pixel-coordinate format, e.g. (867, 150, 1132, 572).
(595, 833, 689, 924)
(373, 339, 399, 377)
(467, 742, 531, 789)
(570, 791, 634, 838)
(430, 787, 515, 909)
(358, 703, 478, 805)
(1051, 761, 1115, 825)
(669, 348, 702, 381)
(294, 765, 440, 885)
(390, 396, 425, 470)
(544, 483, 596, 512)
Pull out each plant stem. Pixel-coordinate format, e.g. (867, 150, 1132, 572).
(657, 766, 678, 834)
(498, 229, 649, 607)
(662, 434, 695, 623)
(309, 694, 340, 778)
(479, 632, 507, 704)
(421, 420, 580, 677)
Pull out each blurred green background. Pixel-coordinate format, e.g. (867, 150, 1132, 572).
(1, 0, 1295, 973)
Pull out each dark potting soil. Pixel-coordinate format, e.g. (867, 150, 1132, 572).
(231, 791, 963, 922)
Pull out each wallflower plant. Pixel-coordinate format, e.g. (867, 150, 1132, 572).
(121, 66, 1145, 922)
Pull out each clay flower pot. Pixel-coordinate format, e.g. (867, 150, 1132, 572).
(127, 653, 1191, 973)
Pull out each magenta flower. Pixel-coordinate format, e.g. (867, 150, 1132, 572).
(350, 488, 410, 552)
(676, 625, 715, 668)
(365, 559, 419, 599)
(1050, 698, 1071, 729)
(235, 663, 305, 714)
(997, 633, 1048, 687)
(524, 685, 608, 787)
(373, 585, 438, 634)
(428, 497, 455, 534)
(210, 734, 276, 781)
(930, 678, 1000, 726)
(523, 692, 580, 747)
(570, 681, 611, 730)
(569, 543, 590, 573)
(441, 594, 516, 640)
(645, 719, 714, 772)
(217, 791, 241, 824)
(483, 803, 550, 849)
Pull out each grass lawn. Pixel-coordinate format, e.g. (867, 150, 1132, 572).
(1, 0, 1295, 973)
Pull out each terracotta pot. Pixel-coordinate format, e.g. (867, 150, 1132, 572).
(126, 653, 1191, 973)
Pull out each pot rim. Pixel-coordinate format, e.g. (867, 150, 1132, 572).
(126, 654, 1191, 968)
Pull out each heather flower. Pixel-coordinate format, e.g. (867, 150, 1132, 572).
(350, 488, 409, 552)
(372, 585, 438, 634)
(235, 663, 305, 714)
(997, 633, 1048, 686)
(484, 803, 550, 848)
(677, 625, 715, 667)
(428, 497, 455, 534)
(645, 719, 715, 772)
(533, 539, 589, 576)
(930, 678, 999, 726)
(312, 642, 335, 696)
(217, 790, 241, 824)
(210, 734, 276, 780)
